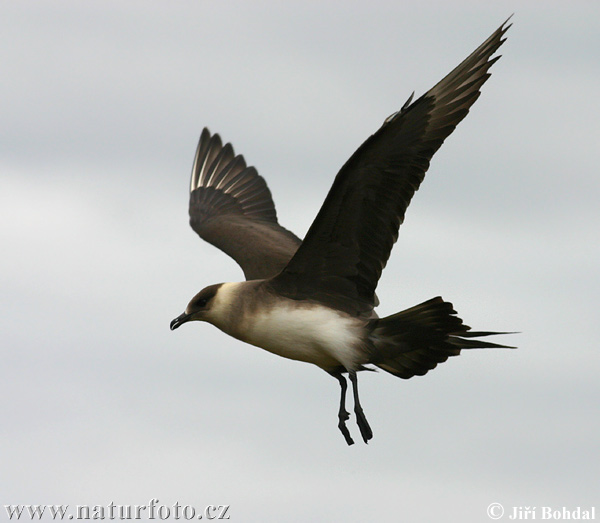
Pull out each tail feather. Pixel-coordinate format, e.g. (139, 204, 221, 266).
(368, 297, 514, 379)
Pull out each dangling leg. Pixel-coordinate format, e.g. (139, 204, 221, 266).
(349, 371, 373, 443)
(329, 370, 354, 446)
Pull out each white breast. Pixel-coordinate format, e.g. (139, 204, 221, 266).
(242, 303, 367, 371)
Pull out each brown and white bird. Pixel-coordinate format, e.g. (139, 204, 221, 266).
(170, 19, 514, 445)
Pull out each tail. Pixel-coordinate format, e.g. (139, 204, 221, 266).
(368, 297, 514, 379)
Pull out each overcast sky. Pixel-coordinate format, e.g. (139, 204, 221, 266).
(2, 2, 599, 522)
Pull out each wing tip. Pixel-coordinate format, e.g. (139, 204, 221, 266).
(188, 128, 282, 225)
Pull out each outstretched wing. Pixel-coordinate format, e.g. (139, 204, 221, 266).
(188, 128, 301, 280)
(270, 20, 510, 316)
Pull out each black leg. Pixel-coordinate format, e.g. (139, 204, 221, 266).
(330, 371, 354, 446)
(349, 371, 373, 444)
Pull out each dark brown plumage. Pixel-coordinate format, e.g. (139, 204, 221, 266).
(189, 128, 301, 280)
(271, 20, 510, 318)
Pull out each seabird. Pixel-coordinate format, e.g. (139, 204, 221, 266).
(171, 19, 514, 445)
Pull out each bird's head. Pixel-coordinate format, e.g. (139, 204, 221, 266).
(170, 283, 224, 330)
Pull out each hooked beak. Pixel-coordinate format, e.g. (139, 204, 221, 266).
(170, 312, 191, 331)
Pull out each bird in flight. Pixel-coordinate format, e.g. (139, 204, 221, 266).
(171, 19, 513, 445)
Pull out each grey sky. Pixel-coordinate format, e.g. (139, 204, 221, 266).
(2, 2, 599, 521)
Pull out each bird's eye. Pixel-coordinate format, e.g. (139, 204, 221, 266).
(196, 298, 207, 308)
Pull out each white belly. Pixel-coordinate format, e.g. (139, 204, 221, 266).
(241, 304, 366, 371)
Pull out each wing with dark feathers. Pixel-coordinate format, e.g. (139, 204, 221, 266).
(270, 19, 511, 316)
(189, 128, 301, 280)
